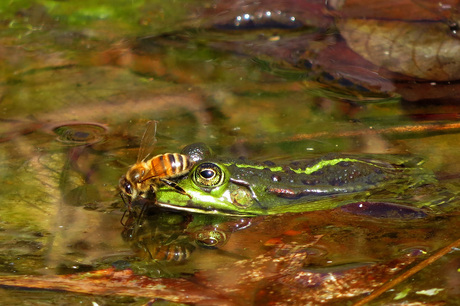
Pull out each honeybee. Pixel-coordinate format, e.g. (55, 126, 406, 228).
(139, 240, 196, 262)
(119, 120, 193, 211)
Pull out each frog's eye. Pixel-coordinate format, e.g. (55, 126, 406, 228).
(194, 163, 224, 187)
(194, 229, 228, 249)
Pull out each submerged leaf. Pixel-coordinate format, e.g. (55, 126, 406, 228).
(339, 19, 460, 81)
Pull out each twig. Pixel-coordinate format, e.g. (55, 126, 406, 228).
(354, 236, 460, 306)
(290, 122, 460, 141)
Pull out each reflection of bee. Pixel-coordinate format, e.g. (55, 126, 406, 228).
(122, 212, 196, 262)
(141, 241, 196, 262)
(119, 121, 193, 210)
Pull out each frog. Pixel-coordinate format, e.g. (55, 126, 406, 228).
(151, 143, 438, 216)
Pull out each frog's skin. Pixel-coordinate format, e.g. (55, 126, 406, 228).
(153, 143, 437, 216)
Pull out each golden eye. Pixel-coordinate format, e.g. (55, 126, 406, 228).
(194, 163, 224, 187)
(194, 230, 228, 248)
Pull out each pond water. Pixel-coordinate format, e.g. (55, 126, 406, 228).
(0, 0, 460, 304)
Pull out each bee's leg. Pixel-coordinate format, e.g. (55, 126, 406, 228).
(120, 209, 128, 226)
(136, 187, 157, 225)
(137, 203, 146, 226)
(160, 179, 193, 199)
(119, 191, 132, 209)
(119, 191, 133, 226)
(150, 185, 157, 202)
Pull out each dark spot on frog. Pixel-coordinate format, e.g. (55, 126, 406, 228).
(302, 179, 319, 186)
(352, 169, 361, 176)
(328, 177, 345, 186)
(346, 173, 355, 180)
(338, 161, 350, 167)
(271, 174, 281, 182)
(282, 166, 296, 175)
(263, 160, 276, 167)
(310, 170, 324, 176)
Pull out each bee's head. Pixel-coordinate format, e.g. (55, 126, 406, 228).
(119, 175, 138, 199)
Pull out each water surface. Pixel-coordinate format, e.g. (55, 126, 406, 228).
(0, 0, 460, 304)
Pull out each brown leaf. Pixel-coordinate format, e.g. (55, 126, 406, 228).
(0, 238, 419, 305)
(339, 19, 460, 81)
(329, 0, 459, 21)
(0, 268, 229, 304)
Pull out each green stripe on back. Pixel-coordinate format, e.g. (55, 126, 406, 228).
(223, 158, 383, 175)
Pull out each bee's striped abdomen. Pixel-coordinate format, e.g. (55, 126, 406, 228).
(149, 153, 192, 178)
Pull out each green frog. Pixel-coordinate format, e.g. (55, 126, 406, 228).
(150, 143, 437, 216)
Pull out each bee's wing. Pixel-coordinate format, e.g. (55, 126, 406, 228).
(137, 120, 158, 162)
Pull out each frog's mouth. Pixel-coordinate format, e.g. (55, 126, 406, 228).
(155, 201, 256, 216)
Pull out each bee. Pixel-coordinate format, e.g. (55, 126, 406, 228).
(119, 121, 193, 213)
(140, 240, 196, 262)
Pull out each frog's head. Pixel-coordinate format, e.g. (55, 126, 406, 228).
(155, 160, 262, 216)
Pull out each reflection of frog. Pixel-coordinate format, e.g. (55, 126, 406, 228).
(122, 208, 252, 262)
(152, 143, 437, 216)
